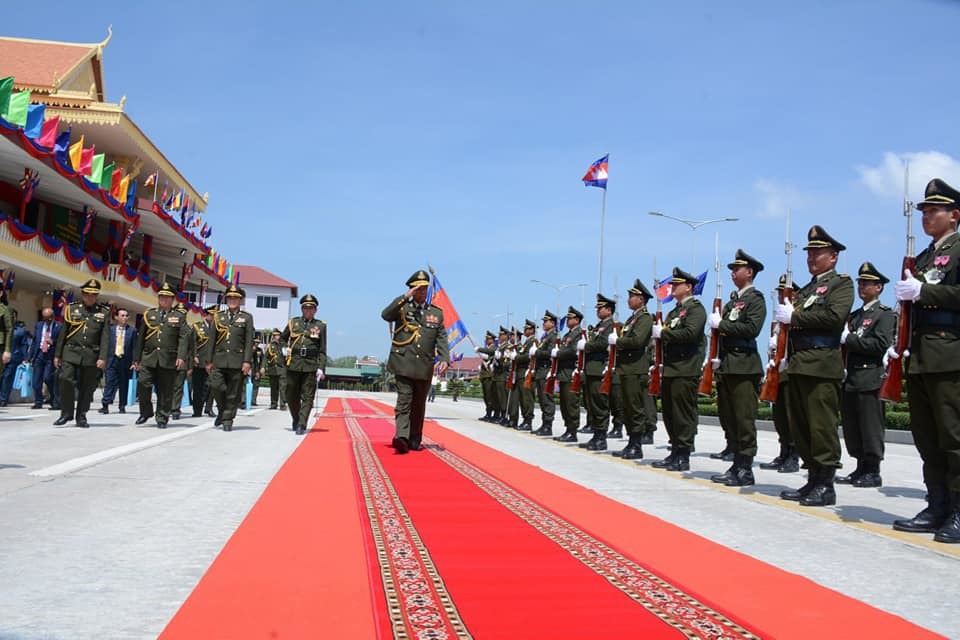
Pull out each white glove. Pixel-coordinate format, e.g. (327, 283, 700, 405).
(550, 347, 559, 357)
(883, 345, 900, 368)
(576, 338, 586, 351)
(494, 349, 502, 359)
(528, 345, 537, 357)
(778, 357, 789, 373)
(840, 326, 850, 345)
(601, 365, 608, 377)
(768, 334, 778, 352)
(710, 358, 720, 370)
(708, 311, 722, 329)
(507, 350, 516, 361)
(648, 365, 655, 375)
(281, 347, 289, 357)
(775, 302, 794, 324)
(473, 345, 483, 353)
(478, 352, 489, 361)
(316, 370, 325, 381)
(607, 332, 618, 345)
(652, 322, 663, 339)
(895, 268, 923, 302)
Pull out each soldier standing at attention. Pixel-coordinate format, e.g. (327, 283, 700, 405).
(708, 250, 767, 487)
(554, 307, 585, 443)
(382, 270, 450, 453)
(190, 306, 215, 417)
(475, 331, 497, 421)
(262, 329, 288, 410)
(759, 275, 800, 473)
(532, 311, 558, 436)
(493, 327, 510, 425)
(776, 226, 854, 506)
(54, 279, 109, 428)
(503, 328, 521, 428)
(281, 294, 327, 435)
(580, 294, 616, 452)
(205, 285, 255, 432)
(134, 283, 188, 429)
(0, 291, 11, 382)
(513, 320, 537, 430)
(169, 301, 193, 420)
(612, 279, 654, 460)
(651, 268, 706, 472)
(891, 178, 960, 543)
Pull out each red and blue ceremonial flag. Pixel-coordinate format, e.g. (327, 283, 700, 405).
(656, 271, 708, 304)
(426, 272, 469, 351)
(581, 154, 609, 189)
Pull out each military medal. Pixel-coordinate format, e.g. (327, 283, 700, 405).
(669, 317, 680, 329)
(803, 295, 817, 309)
(728, 301, 744, 321)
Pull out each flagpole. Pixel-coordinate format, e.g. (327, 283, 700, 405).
(152, 167, 159, 202)
(598, 186, 606, 293)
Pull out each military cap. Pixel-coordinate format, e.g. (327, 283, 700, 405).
(669, 267, 699, 285)
(776, 274, 798, 291)
(498, 326, 509, 335)
(157, 282, 177, 297)
(856, 261, 889, 284)
(174, 301, 187, 312)
(300, 293, 319, 308)
(272, 328, 282, 335)
(802, 225, 845, 251)
(406, 269, 431, 288)
(543, 310, 558, 323)
(203, 304, 217, 314)
(566, 305, 584, 321)
(80, 278, 101, 294)
(485, 330, 496, 340)
(628, 278, 653, 300)
(595, 293, 616, 310)
(224, 284, 245, 298)
(727, 249, 764, 273)
(524, 318, 536, 330)
(917, 178, 960, 210)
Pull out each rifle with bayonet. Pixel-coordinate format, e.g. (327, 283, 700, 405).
(649, 261, 664, 396)
(880, 166, 915, 403)
(760, 211, 794, 402)
(699, 233, 722, 395)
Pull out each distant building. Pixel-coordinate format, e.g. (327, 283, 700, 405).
(235, 264, 298, 334)
(444, 356, 482, 380)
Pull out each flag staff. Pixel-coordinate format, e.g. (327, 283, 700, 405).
(598, 185, 607, 293)
(581, 153, 610, 293)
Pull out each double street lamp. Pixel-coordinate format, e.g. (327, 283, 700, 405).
(530, 280, 589, 316)
(648, 211, 739, 271)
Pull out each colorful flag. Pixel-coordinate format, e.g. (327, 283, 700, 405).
(81, 208, 97, 236)
(2, 90, 30, 126)
(19, 168, 39, 204)
(201, 224, 212, 239)
(160, 183, 170, 204)
(426, 271, 470, 351)
(37, 114, 60, 148)
(117, 175, 131, 204)
(581, 154, 609, 189)
(54, 126, 72, 158)
(654, 277, 673, 303)
(79, 144, 95, 176)
(110, 168, 123, 198)
(68, 136, 85, 171)
(24, 104, 45, 139)
(143, 170, 157, 188)
(99, 162, 115, 191)
(0, 77, 13, 116)
(120, 222, 138, 251)
(88, 154, 105, 184)
(693, 271, 708, 296)
(125, 178, 137, 209)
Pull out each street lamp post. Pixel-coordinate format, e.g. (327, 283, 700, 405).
(530, 280, 589, 316)
(648, 211, 739, 272)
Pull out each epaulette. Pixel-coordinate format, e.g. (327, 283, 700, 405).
(838, 273, 850, 279)
(879, 303, 892, 311)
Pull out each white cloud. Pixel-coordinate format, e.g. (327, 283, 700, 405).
(857, 151, 960, 201)
(753, 180, 811, 219)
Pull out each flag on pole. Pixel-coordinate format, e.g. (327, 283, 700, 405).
(19, 168, 39, 204)
(654, 277, 673, 303)
(426, 270, 470, 351)
(581, 154, 609, 189)
(24, 104, 45, 139)
(88, 154, 105, 184)
(37, 114, 60, 148)
(2, 90, 30, 126)
(68, 136, 85, 171)
(0, 77, 13, 115)
(143, 170, 157, 188)
(693, 271, 708, 296)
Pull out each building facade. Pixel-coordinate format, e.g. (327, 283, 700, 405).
(235, 265, 297, 334)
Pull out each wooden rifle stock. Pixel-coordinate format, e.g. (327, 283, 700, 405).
(600, 322, 619, 395)
(648, 311, 663, 396)
(545, 337, 561, 390)
(523, 340, 537, 389)
(759, 286, 791, 402)
(879, 255, 915, 402)
(505, 347, 517, 391)
(699, 297, 722, 395)
(570, 329, 586, 393)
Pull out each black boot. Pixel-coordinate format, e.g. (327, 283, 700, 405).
(517, 420, 532, 432)
(780, 465, 817, 501)
(851, 456, 882, 488)
(652, 450, 677, 469)
(554, 429, 577, 443)
(578, 424, 593, 434)
(664, 449, 690, 472)
(711, 458, 738, 484)
(585, 434, 607, 451)
(613, 434, 643, 459)
(725, 455, 755, 487)
(893, 486, 950, 533)
(710, 444, 734, 461)
(578, 432, 598, 449)
(607, 425, 623, 439)
(836, 458, 865, 484)
(533, 423, 553, 436)
(640, 432, 654, 445)
(934, 493, 960, 544)
(778, 446, 800, 473)
(800, 467, 837, 507)
(759, 445, 787, 470)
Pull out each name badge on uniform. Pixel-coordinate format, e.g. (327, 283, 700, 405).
(426, 313, 439, 324)
(236, 318, 246, 325)
(669, 317, 681, 329)
(803, 295, 818, 309)
(310, 327, 320, 338)
(924, 268, 943, 284)
(168, 316, 180, 324)
(728, 302, 745, 321)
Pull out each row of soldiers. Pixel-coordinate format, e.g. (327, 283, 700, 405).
(473, 177, 960, 546)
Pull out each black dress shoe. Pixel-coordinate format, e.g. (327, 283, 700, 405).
(533, 426, 553, 436)
(759, 456, 785, 470)
(893, 506, 949, 533)
(222, 422, 233, 431)
(53, 416, 72, 426)
(118, 406, 126, 414)
(205, 410, 216, 418)
(851, 472, 882, 488)
(780, 477, 816, 501)
(933, 512, 960, 543)
(269, 404, 278, 410)
(392, 437, 410, 454)
(578, 425, 593, 434)
(409, 443, 424, 451)
(652, 453, 677, 469)
(778, 455, 801, 473)
(711, 467, 737, 484)
(664, 453, 690, 472)
(585, 438, 607, 452)
(192, 412, 202, 417)
(296, 426, 305, 435)
(800, 484, 837, 507)
(157, 421, 168, 429)
(135, 416, 150, 425)
(76, 415, 89, 428)
(98, 405, 109, 414)
(607, 427, 623, 439)
(32, 402, 43, 409)
(640, 433, 654, 445)
(171, 411, 181, 421)
(725, 468, 755, 487)
(553, 431, 577, 443)
(214, 414, 223, 427)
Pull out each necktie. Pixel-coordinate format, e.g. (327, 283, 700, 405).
(115, 326, 124, 357)
(41, 322, 50, 353)
(160, 311, 166, 324)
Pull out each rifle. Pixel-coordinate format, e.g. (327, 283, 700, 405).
(880, 165, 914, 403)
(600, 321, 619, 395)
(544, 335, 561, 391)
(505, 340, 517, 391)
(570, 327, 586, 393)
(649, 260, 664, 396)
(760, 211, 794, 402)
(699, 233, 722, 395)
(523, 336, 537, 389)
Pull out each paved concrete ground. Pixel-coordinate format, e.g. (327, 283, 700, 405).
(1, 390, 956, 638)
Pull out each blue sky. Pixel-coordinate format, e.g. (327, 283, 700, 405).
(10, 1, 960, 359)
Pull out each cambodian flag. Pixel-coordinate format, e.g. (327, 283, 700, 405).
(581, 154, 609, 189)
(426, 272, 470, 351)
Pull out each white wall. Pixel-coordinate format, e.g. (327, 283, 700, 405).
(241, 284, 294, 333)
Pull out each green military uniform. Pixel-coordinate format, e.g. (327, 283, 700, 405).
(281, 294, 327, 434)
(612, 279, 654, 459)
(652, 268, 706, 472)
(760, 275, 800, 473)
(710, 250, 767, 487)
(382, 270, 449, 452)
(838, 263, 896, 488)
(781, 226, 854, 507)
(532, 311, 558, 435)
(135, 284, 189, 428)
(190, 307, 214, 418)
(0, 298, 12, 382)
(894, 178, 960, 542)
(504, 331, 522, 427)
(580, 294, 616, 451)
(54, 279, 109, 428)
(206, 285, 256, 431)
(476, 332, 497, 421)
(248, 345, 262, 406)
(263, 330, 288, 410)
(492, 328, 510, 425)
(554, 307, 585, 442)
(169, 302, 193, 418)
(512, 321, 537, 430)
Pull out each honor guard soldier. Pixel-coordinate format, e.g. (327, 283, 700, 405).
(281, 294, 327, 434)
(512, 319, 537, 430)
(580, 294, 617, 452)
(532, 311, 559, 435)
(892, 178, 960, 542)
(504, 327, 522, 427)
(475, 331, 497, 421)
(554, 306, 585, 442)
(134, 283, 189, 428)
(382, 270, 450, 453)
(651, 268, 707, 471)
(493, 326, 510, 425)
(0, 291, 11, 381)
(169, 301, 192, 420)
(190, 306, 215, 417)
(837, 262, 895, 488)
(612, 279, 655, 460)
(776, 226, 854, 506)
(205, 285, 255, 431)
(53, 279, 109, 427)
(708, 250, 767, 486)
(262, 329, 288, 410)
(760, 275, 800, 473)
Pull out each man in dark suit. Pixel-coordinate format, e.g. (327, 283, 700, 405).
(100, 307, 137, 414)
(28, 306, 60, 410)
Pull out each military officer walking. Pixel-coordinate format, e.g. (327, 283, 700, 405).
(612, 279, 654, 460)
(382, 270, 450, 453)
(532, 311, 559, 435)
(776, 226, 854, 506)
(190, 305, 215, 417)
(134, 283, 189, 428)
(892, 178, 960, 542)
(262, 329, 288, 410)
(169, 301, 192, 420)
(708, 250, 767, 487)
(553, 307, 585, 442)
(53, 279, 109, 427)
(282, 294, 327, 434)
(651, 268, 706, 471)
(205, 285, 255, 432)
(580, 294, 616, 452)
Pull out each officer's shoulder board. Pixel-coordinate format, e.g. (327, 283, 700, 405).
(838, 273, 851, 280)
(879, 303, 892, 311)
